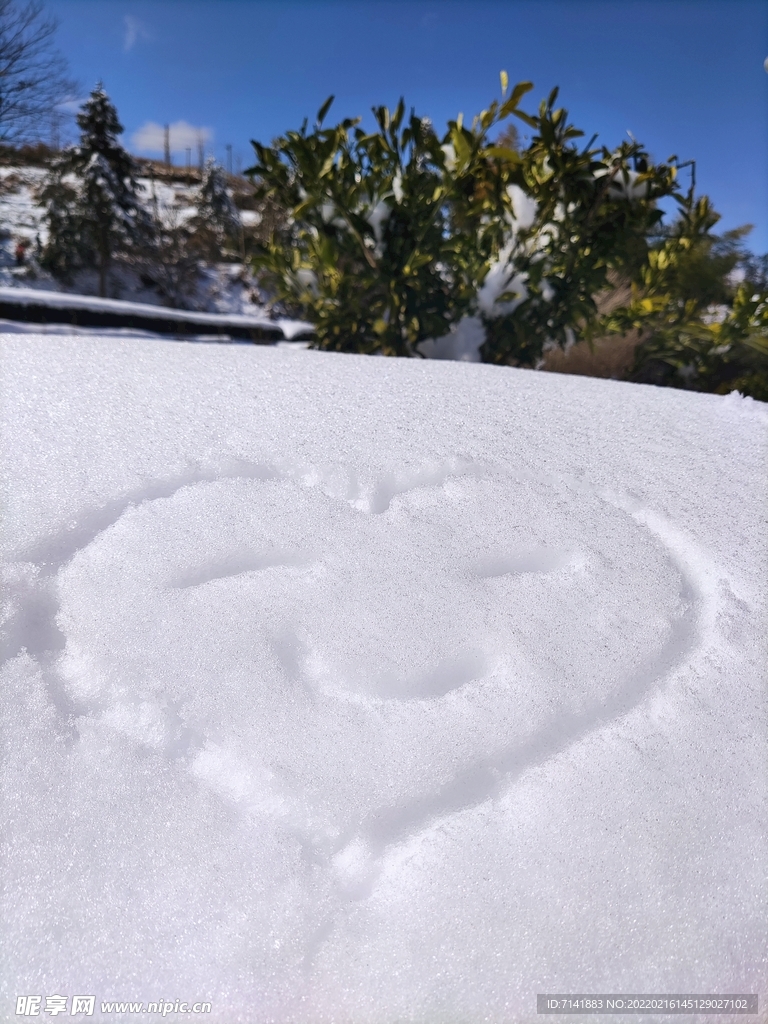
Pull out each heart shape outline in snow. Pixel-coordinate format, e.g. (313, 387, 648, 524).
(6, 457, 716, 901)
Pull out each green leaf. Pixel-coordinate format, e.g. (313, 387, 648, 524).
(392, 98, 405, 133)
(509, 80, 534, 107)
(316, 95, 335, 126)
(293, 198, 314, 218)
(319, 151, 337, 178)
(500, 81, 535, 117)
(484, 146, 521, 164)
(451, 128, 471, 167)
(744, 333, 768, 356)
(511, 110, 538, 128)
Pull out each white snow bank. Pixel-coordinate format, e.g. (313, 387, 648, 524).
(1, 335, 766, 1023)
(0, 318, 171, 341)
(0, 286, 312, 340)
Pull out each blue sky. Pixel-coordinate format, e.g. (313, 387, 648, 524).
(47, 0, 768, 252)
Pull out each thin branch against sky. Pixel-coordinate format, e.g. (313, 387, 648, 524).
(0, 0, 77, 143)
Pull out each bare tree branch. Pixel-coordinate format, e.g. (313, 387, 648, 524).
(0, 0, 76, 144)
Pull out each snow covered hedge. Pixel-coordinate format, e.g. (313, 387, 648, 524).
(247, 74, 679, 364)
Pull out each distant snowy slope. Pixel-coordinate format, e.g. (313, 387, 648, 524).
(1, 335, 766, 1023)
(0, 165, 46, 247)
(0, 165, 272, 319)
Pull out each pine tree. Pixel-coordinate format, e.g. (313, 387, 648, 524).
(193, 158, 241, 257)
(37, 165, 81, 282)
(146, 204, 200, 309)
(41, 84, 150, 296)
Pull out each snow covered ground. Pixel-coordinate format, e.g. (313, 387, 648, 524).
(1, 333, 766, 1023)
(0, 165, 270, 318)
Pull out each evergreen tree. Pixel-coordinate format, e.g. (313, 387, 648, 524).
(193, 158, 241, 257)
(37, 164, 80, 282)
(41, 84, 150, 296)
(145, 204, 200, 309)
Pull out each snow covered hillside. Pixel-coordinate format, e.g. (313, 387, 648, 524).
(1, 333, 766, 1023)
(0, 163, 267, 317)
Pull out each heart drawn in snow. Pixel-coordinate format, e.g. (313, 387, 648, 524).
(44, 459, 701, 893)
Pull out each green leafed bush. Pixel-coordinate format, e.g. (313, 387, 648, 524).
(247, 75, 766, 400)
(601, 196, 768, 400)
(478, 89, 680, 367)
(247, 76, 533, 356)
(247, 76, 681, 364)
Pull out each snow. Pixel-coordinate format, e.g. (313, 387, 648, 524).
(472, 186, 539, 325)
(0, 166, 47, 250)
(477, 257, 529, 318)
(1, 334, 766, 1023)
(0, 318, 180, 341)
(365, 198, 391, 245)
(441, 143, 457, 172)
(418, 314, 485, 361)
(506, 182, 538, 230)
(610, 169, 650, 202)
(239, 209, 261, 228)
(0, 286, 312, 340)
(0, 165, 271, 319)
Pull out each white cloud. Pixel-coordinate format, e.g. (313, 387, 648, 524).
(56, 97, 85, 113)
(131, 120, 213, 156)
(124, 15, 152, 52)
